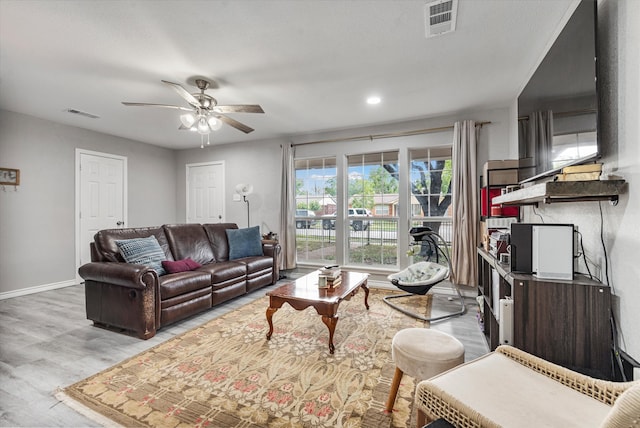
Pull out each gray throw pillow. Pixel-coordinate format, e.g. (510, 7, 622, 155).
(115, 236, 166, 276)
(226, 226, 264, 260)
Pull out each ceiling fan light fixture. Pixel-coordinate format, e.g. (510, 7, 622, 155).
(180, 113, 196, 128)
(197, 116, 210, 135)
(207, 116, 223, 131)
(122, 79, 264, 145)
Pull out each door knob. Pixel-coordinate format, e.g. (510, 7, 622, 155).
(116, 221, 124, 226)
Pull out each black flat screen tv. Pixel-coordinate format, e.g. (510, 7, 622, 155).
(517, 0, 599, 182)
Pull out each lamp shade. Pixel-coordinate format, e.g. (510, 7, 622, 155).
(180, 113, 196, 128)
(207, 116, 223, 131)
(235, 183, 253, 196)
(196, 117, 210, 135)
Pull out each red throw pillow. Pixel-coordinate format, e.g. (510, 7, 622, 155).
(162, 259, 191, 274)
(161, 258, 202, 274)
(184, 257, 202, 269)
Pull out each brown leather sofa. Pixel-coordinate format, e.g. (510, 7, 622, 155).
(78, 223, 280, 339)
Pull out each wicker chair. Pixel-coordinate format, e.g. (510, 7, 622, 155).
(415, 345, 640, 428)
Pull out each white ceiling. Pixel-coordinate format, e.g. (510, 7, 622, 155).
(0, 0, 577, 150)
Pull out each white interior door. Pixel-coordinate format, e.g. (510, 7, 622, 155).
(76, 150, 127, 277)
(187, 161, 225, 224)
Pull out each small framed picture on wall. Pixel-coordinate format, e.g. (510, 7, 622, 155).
(0, 168, 20, 185)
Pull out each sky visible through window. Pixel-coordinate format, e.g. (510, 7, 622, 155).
(296, 167, 333, 195)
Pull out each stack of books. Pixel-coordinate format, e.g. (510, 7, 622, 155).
(556, 163, 602, 182)
(318, 265, 342, 289)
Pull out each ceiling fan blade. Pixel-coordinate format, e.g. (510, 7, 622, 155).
(213, 105, 264, 114)
(161, 80, 201, 107)
(217, 115, 255, 134)
(122, 102, 193, 112)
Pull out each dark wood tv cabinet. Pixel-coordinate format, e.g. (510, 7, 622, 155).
(477, 247, 612, 379)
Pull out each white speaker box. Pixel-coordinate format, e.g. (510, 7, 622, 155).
(499, 299, 514, 345)
(532, 224, 574, 280)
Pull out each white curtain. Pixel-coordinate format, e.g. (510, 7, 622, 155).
(279, 143, 297, 270)
(451, 120, 478, 286)
(518, 118, 530, 159)
(530, 110, 554, 174)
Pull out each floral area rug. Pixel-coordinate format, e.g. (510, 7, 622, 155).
(61, 288, 431, 428)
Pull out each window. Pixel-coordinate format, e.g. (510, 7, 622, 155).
(294, 157, 337, 264)
(409, 147, 453, 246)
(346, 152, 399, 267)
(375, 205, 390, 215)
(293, 138, 453, 270)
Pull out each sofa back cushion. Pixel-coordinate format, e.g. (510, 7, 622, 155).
(203, 223, 238, 262)
(94, 227, 173, 262)
(164, 224, 215, 265)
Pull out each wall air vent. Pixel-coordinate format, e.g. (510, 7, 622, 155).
(424, 0, 458, 38)
(64, 108, 99, 119)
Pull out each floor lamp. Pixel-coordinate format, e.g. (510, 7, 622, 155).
(235, 184, 253, 227)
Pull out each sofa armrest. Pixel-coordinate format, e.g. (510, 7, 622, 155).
(496, 345, 632, 405)
(79, 262, 157, 289)
(262, 240, 281, 283)
(261, 240, 280, 257)
(80, 262, 160, 339)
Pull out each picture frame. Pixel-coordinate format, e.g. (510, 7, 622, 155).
(0, 168, 20, 186)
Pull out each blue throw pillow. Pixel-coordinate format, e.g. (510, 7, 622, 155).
(226, 226, 264, 260)
(115, 236, 166, 276)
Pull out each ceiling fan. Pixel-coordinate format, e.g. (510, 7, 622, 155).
(122, 79, 264, 145)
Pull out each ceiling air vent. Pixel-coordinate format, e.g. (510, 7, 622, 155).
(424, 0, 458, 38)
(64, 108, 99, 119)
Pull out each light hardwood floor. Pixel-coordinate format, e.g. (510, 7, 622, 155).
(0, 280, 488, 427)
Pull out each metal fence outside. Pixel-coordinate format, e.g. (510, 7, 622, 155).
(295, 216, 453, 268)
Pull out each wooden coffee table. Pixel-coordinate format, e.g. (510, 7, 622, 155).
(266, 270, 369, 354)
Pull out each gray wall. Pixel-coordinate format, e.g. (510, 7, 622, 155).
(174, 138, 284, 234)
(0, 110, 178, 294)
(521, 0, 640, 368)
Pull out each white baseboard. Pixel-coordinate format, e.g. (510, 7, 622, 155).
(0, 279, 78, 300)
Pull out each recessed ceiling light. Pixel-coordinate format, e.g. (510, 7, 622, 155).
(366, 96, 381, 105)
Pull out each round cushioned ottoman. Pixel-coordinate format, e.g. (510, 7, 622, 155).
(385, 328, 465, 413)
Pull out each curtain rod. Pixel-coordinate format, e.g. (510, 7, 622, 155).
(517, 108, 596, 121)
(293, 121, 491, 147)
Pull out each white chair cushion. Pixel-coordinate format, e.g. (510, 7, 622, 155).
(387, 261, 449, 286)
(392, 328, 464, 380)
(427, 352, 612, 428)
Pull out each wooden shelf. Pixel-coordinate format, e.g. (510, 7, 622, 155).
(476, 247, 613, 379)
(493, 179, 626, 206)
